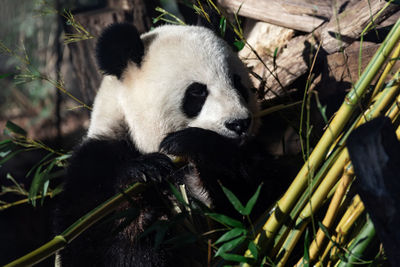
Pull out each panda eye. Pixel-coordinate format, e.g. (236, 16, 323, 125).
(233, 74, 249, 102)
(187, 83, 208, 97)
(182, 82, 208, 118)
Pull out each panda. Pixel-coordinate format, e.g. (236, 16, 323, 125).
(55, 22, 280, 266)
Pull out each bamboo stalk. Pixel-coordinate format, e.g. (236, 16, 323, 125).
(336, 218, 376, 267)
(317, 195, 365, 266)
(275, 152, 350, 266)
(275, 71, 400, 265)
(296, 167, 354, 265)
(245, 19, 400, 263)
(5, 182, 146, 267)
(370, 42, 400, 99)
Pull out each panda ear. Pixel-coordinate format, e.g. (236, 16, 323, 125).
(96, 23, 144, 79)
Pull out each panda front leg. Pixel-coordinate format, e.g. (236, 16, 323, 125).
(55, 137, 176, 266)
(160, 127, 242, 167)
(159, 127, 253, 212)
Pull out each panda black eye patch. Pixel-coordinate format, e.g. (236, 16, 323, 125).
(182, 82, 208, 118)
(233, 74, 249, 102)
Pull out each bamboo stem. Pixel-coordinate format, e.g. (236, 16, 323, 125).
(336, 218, 376, 267)
(5, 182, 146, 267)
(246, 19, 400, 262)
(297, 167, 354, 265)
(319, 195, 365, 265)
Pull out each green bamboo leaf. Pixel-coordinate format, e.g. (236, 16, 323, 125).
(26, 152, 54, 178)
(215, 228, 246, 245)
(163, 233, 198, 248)
(6, 173, 28, 195)
(234, 40, 245, 51)
(219, 16, 226, 37)
(6, 121, 27, 136)
(0, 149, 24, 166)
(29, 159, 57, 206)
(248, 241, 259, 260)
(215, 235, 246, 256)
(219, 252, 253, 263)
(0, 73, 12, 79)
(168, 182, 187, 206)
(40, 180, 50, 205)
(0, 139, 13, 147)
(29, 165, 44, 206)
(219, 183, 245, 215)
(243, 183, 263, 216)
(205, 213, 244, 228)
(303, 228, 310, 267)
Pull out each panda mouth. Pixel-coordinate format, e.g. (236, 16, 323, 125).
(231, 133, 249, 146)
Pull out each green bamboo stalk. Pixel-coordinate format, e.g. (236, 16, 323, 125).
(245, 19, 400, 263)
(5, 182, 146, 267)
(275, 152, 349, 266)
(274, 69, 400, 265)
(336, 218, 376, 267)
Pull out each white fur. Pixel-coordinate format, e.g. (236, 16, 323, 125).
(89, 25, 259, 153)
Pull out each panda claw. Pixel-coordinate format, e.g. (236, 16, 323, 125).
(127, 152, 176, 184)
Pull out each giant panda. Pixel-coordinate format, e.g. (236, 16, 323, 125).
(55, 22, 281, 266)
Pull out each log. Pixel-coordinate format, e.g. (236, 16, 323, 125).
(320, 0, 400, 54)
(243, 0, 400, 98)
(218, 0, 330, 32)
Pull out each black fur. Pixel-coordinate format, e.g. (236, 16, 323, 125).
(96, 23, 144, 78)
(54, 137, 176, 266)
(181, 82, 208, 118)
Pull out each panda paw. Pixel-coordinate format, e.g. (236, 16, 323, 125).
(126, 153, 176, 183)
(160, 127, 238, 162)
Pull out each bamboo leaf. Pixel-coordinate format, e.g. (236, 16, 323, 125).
(206, 213, 244, 228)
(215, 235, 246, 256)
(6, 121, 27, 136)
(168, 182, 187, 207)
(6, 173, 28, 196)
(248, 241, 259, 260)
(219, 252, 253, 263)
(215, 228, 246, 245)
(219, 183, 245, 215)
(0, 149, 24, 166)
(234, 40, 245, 51)
(0, 73, 12, 79)
(303, 228, 310, 267)
(243, 183, 263, 216)
(26, 152, 54, 178)
(219, 16, 226, 37)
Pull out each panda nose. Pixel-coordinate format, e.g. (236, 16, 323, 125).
(225, 118, 251, 136)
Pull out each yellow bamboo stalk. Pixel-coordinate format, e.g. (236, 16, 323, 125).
(370, 43, 400, 99)
(275, 69, 400, 266)
(296, 166, 354, 265)
(386, 94, 400, 121)
(275, 150, 350, 266)
(318, 195, 365, 266)
(245, 20, 400, 263)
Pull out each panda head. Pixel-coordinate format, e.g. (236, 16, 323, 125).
(91, 23, 259, 153)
